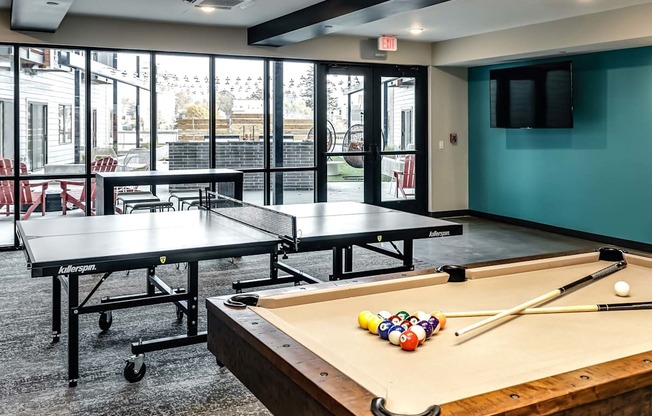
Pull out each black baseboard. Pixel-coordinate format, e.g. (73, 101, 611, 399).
(469, 210, 652, 253)
(428, 209, 470, 218)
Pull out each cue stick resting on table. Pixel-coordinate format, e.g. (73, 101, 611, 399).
(455, 260, 628, 337)
(445, 301, 652, 317)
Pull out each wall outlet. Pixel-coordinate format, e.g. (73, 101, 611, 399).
(438, 140, 444, 150)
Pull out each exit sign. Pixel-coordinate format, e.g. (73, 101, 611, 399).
(378, 36, 397, 52)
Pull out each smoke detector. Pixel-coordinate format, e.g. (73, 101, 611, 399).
(183, 0, 246, 10)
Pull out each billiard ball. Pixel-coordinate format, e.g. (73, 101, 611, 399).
(357, 310, 375, 329)
(377, 310, 392, 320)
(428, 316, 441, 335)
(431, 311, 447, 329)
(416, 311, 430, 322)
(407, 315, 421, 325)
(399, 331, 419, 351)
(368, 316, 384, 335)
(378, 320, 394, 339)
(410, 324, 427, 344)
(614, 281, 630, 297)
(388, 315, 403, 325)
(399, 320, 413, 331)
(417, 320, 433, 338)
(388, 325, 406, 345)
(396, 310, 410, 320)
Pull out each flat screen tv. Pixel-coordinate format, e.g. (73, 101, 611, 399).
(490, 61, 573, 128)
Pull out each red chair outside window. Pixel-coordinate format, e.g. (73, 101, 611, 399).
(0, 158, 49, 220)
(60, 156, 117, 215)
(392, 154, 415, 198)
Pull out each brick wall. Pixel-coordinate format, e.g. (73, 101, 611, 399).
(168, 140, 315, 191)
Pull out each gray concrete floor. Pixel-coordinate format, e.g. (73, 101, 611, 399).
(411, 216, 604, 267)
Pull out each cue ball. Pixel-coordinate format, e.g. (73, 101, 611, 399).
(614, 281, 630, 297)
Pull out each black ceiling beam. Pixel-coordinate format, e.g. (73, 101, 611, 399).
(248, 0, 451, 47)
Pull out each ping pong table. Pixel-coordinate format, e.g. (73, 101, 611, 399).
(17, 192, 462, 386)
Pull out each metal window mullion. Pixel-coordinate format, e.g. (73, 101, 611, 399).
(84, 51, 92, 215)
(150, 53, 157, 174)
(209, 57, 216, 175)
(262, 59, 270, 205)
(12, 44, 20, 246)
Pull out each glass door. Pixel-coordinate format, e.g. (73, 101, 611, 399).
(316, 64, 427, 213)
(379, 76, 417, 202)
(318, 66, 371, 202)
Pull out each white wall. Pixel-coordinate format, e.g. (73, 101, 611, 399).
(432, 2, 652, 66)
(428, 66, 468, 213)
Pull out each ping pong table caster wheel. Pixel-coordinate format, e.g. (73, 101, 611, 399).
(124, 355, 146, 383)
(99, 311, 113, 332)
(176, 307, 184, 322)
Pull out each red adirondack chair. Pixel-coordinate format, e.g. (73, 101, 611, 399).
(60, 156, 117, 215)
(393, 154, 415, 198)
(0, 158, 49, 220)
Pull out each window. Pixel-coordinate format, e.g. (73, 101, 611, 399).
(58, 104, 72, 144)
(27, 102, 48, 171)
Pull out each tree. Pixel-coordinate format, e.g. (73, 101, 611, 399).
(299, 66, 338, 113)
(216, 90, 235, 119)
(184, 104, 209, 119)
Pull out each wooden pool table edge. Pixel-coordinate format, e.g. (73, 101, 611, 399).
(207, 249, 652, 415)
(207, 299, 376, 416)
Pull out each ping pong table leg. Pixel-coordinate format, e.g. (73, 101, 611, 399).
(68, 273, 79, 387)
(344, 246, 353, 273)
(331, 247, 343, 280)
(147, 267, 156, 296)
(331, 246, 353, 281)
(52, 275, 61, 343)
(186, 262, 199, 336)
(403, 239, 414, 268)
(270, 253, 279, 280)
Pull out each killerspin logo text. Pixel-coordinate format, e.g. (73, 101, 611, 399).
(58, 264, 97, 274)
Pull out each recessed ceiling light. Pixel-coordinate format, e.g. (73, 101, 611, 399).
(199, 6, 216, 12)
(409, 27, 424, 35)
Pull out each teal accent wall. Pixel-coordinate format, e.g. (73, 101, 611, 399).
(468, 47, 652, 244)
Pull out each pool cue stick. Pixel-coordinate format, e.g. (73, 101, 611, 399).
(454, 260, 628, 337)
(445, 301, 652, 317)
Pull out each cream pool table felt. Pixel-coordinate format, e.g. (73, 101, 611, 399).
(206, 249, 652, 416)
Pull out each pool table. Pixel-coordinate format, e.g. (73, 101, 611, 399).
(206, 248, 652, 415)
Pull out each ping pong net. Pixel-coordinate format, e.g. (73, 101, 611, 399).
(201, 190, 298, 250)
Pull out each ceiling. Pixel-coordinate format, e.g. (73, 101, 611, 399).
(5, 0, 652, 44)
